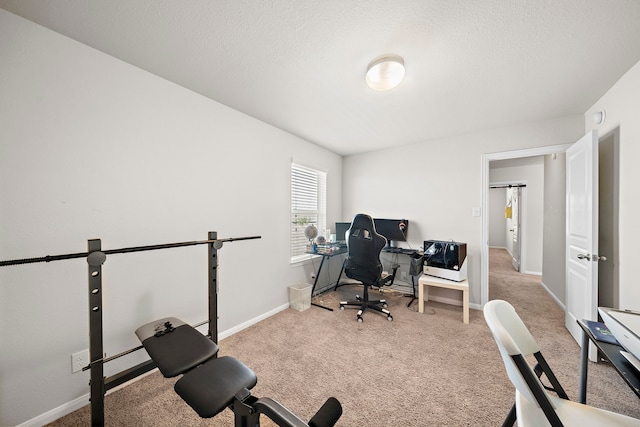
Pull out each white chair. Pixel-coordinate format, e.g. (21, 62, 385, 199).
(484, 299, 640, 427)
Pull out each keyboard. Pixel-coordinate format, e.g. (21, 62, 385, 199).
(383, 247, 418, 255)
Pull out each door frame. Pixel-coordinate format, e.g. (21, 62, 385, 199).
(481, 144, 572, 306)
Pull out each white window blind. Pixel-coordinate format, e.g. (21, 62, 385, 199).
(291, 163, 326, 261)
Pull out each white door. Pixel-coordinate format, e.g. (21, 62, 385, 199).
(565, 130, 599, 358)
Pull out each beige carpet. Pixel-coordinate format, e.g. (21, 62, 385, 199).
(47, 248, 640, 426)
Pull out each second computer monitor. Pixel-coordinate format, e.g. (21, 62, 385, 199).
(373, 218, 409, 247)
(335, 222, 351, 243)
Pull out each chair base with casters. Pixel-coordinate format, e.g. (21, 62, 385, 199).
(339, 213, 398, 323)
(135, 317, 342, 427)
(484, 300, 640, 427)
(339, 273, 394, 322)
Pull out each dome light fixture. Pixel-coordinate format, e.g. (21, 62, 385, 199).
(365, 55, 405, 91)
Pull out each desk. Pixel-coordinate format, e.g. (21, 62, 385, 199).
(418, 276, 469, 324)
(382, 247, 421, 306)
(382, 247, 419, 255)
(577, 319, 640, 404)
(333, 248, 421, 306)
(307, 247, 347, 311)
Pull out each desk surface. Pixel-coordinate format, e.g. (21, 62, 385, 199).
(306, 246, 347, 256)
(578, 320, 640, 400)
(382, 247, 420, 255)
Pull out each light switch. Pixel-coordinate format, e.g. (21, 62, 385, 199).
(472, 207, 481, 217)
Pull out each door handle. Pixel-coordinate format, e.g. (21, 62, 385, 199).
(577, 253, 607, 262)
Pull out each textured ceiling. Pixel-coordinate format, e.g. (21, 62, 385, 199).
(2, 0, 640, 156)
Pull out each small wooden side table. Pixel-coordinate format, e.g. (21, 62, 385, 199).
(418, 275, 469, 324)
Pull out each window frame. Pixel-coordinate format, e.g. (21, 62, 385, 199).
(290, 162, 327, 263)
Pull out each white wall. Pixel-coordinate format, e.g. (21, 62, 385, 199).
(585, 59, 640, 311)
(488, 188, 507, 248)
(489, 158, 545, 274)
(542, 152, 567, 303)
(0, 10, 342, 426)
(343, 116, 583, 306)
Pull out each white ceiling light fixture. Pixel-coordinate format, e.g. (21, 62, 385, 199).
(365, 55, 405, 91)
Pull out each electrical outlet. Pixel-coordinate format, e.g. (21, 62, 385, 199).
(310, 272, 316, 280)
(71, 349, 89, 373)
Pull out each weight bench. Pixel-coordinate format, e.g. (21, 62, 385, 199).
(135, 317, 342, 427)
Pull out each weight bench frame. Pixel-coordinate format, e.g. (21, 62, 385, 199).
(1, 231, 341, 426)
(85, 232, 227, 425)
(136, 317, 342, 427)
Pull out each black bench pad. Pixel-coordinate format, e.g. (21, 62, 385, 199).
(175, 356, 258, 418)
(135, 317, 218, 378)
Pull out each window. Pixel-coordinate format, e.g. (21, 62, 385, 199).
(291, 163, 326, 262)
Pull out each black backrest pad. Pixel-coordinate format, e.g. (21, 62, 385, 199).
(345, 214, 386, 284)
(140, 324, 219, 377)
(175, 356, 258, 418)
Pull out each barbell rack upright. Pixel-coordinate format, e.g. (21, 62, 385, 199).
(0, 232, 260, 426)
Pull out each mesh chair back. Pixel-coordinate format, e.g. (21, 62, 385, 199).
(344, 214, 386, 285)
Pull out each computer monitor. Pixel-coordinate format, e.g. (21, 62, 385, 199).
(335, 222, 351, 243)
(373, 218, 408, 247)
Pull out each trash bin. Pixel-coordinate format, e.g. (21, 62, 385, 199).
(288, 283, 312, 311)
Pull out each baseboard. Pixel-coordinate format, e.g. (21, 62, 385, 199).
(219, 303, 290, 340)
(22, 303, 290, 426)
(429, 295, 462, 307)
(540, 280, 565, 310)
(428, 296, 482, 312)
(19, 394, 89, 427)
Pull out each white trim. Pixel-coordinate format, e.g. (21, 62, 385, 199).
(19, 394, 89, 427)
(481, 143, 572, 308)
(291, 157, 329, 174)
(290, 253, 321, 265)
(541, 280, 565, 310)
(424, 296, 482, 312)
(219, 303, 290, 340)
(428, 295, 463, 307)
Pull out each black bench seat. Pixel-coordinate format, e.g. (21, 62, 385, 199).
(175, 355, 257, 418)
(135, 317, 218, 377)
(135, 317, 342, 427)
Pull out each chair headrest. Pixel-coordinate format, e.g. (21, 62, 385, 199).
(351, 213, 375, 230)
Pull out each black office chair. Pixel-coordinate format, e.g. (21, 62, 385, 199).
(339, 214, 394, 322)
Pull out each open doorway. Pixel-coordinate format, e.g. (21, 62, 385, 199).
(481, 133, 619, 311)
(488, 181, 527, 273)
(481, 144, 571, 306)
